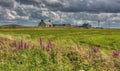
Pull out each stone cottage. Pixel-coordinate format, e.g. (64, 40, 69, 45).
(38, 19, 53, 27)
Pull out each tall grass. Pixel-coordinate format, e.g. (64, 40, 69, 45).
(0, 28, 120, 71)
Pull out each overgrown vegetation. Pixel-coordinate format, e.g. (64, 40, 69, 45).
(0, 27, 120, 71)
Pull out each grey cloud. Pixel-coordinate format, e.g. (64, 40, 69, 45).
(59, 0, 120, 13)
(1, 0, 120, 12)
(1, 0, 120, 13)
(0, 0, 15, 8)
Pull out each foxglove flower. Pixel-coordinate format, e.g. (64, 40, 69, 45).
(40, 37, 43, 46)
(92, 46, 100, 53)
(112, 50, 120, 57)
(47, 40, 53, 48)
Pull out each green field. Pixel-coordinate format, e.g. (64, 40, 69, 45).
(0, 27, 120, 71)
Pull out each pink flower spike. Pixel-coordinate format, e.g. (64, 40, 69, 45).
(13, 41, 17, 47)
(112, 50, 120, 57)
(40, 37, 43, 46)
(24, 43, 27, 48)
(20, 40, 23, 48)
(47, 40, 53, 48)
(92, 46, 100, 53)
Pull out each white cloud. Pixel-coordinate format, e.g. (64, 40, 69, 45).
(46, 0, 60, 3)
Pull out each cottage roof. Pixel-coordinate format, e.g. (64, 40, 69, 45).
(43, 20, 52, 25)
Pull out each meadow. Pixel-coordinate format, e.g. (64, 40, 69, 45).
(0, 26, 120, 71)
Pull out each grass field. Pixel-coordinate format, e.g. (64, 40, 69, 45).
(0, 27, 120, 71)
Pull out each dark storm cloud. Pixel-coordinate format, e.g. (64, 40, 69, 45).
(43, 0, 120, 13)
(0, 0, 120, 13)
(0, 0, 15, 8)
(14, 0, 120, 13)
(15, 0, 41, 6)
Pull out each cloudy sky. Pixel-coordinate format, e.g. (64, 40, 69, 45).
(0, 0, 120, 28)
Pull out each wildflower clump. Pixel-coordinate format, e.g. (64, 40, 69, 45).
(112, 50, 120, 58)
(91, 46, 100, 53)
(112, 50, 120, 70)
(88, 46, 104, 70)
(39, 37, 54, 50)
(13, 40, 29, 50)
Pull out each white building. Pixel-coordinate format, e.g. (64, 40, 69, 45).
(38, 19, 53, 27)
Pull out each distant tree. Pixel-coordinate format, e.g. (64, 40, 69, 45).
(81, 23, 92, 28)
(38, 20, 44, 26)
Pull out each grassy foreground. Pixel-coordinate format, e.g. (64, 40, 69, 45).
(0, 27, 120, 71)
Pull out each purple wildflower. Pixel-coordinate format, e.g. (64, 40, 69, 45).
(24, 42, 30, 49)
(24, 43, 27, 48)
(26, 44, 29, 48)
(40, 37, 43, 46)
(47, 40, 53, 48)
(17, 43, 21, 49)
(20, 40, 23, 48)
(112, 50, 120, 57)
(13, 40, 30, 50)
(77, 44, 81, 50)
(92, 46, 100, 53)
(13, 41, 17, 47)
